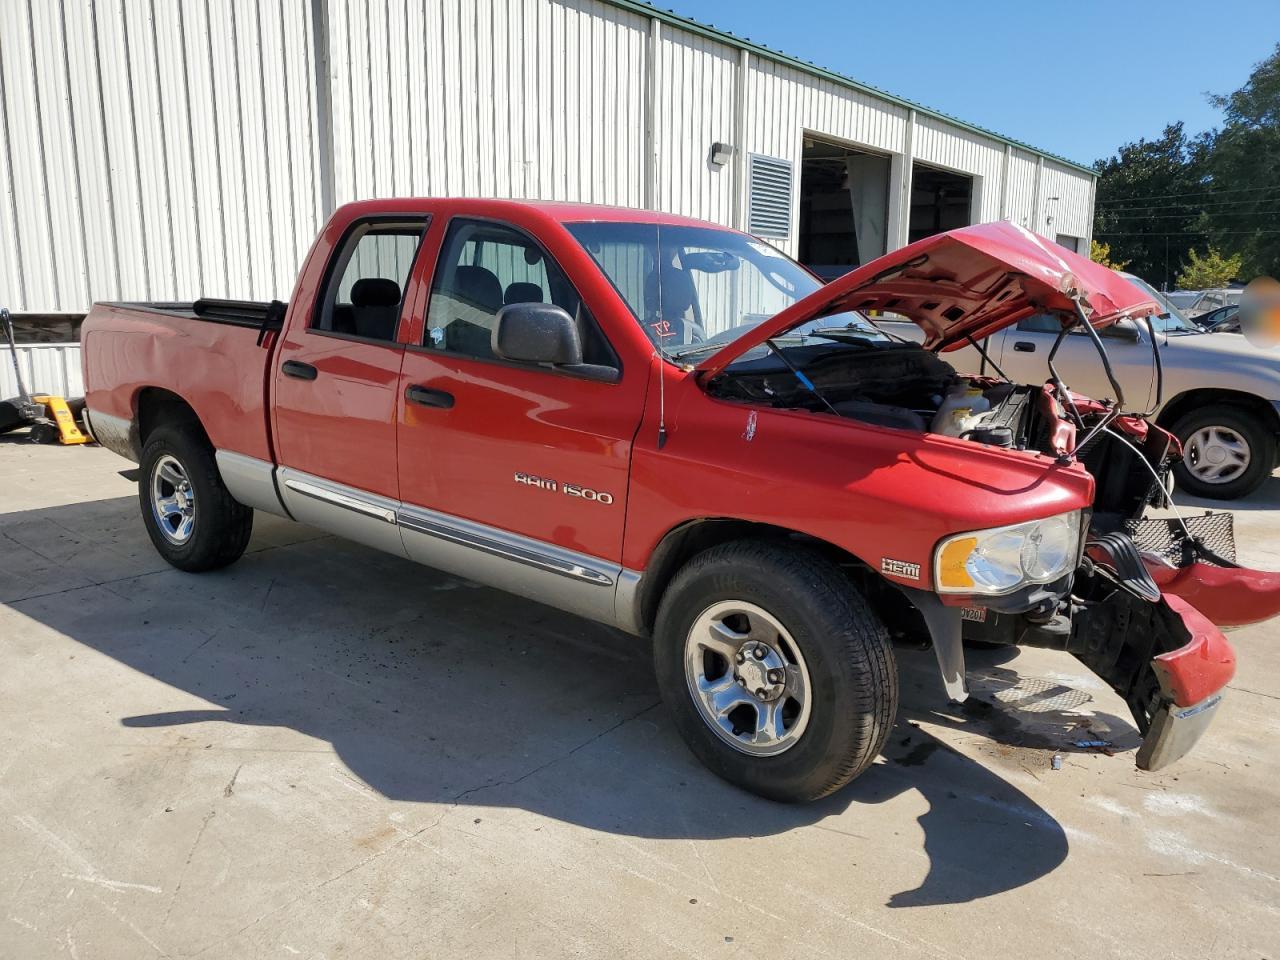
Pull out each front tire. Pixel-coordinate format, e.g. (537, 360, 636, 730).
(653, 539, 897, 802)
(139, 426, 253, 571)
(1171, 405, 1275, 500)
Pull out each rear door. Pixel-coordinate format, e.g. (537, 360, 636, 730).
(395, 217, 645, 623)
(272, 215, 429, 553)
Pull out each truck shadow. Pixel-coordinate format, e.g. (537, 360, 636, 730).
(2, 496, 1075, 907)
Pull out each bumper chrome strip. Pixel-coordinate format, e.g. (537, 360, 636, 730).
(397, 512, 614, 587)
(282, 477, 397, 524)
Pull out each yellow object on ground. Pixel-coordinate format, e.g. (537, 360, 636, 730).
(30, 394, 89, 444)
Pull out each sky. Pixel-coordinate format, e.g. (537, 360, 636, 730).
(661, 0, 1280, 166)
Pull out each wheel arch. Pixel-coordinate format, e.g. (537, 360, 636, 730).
(631, 517, 890, 637)
(133, 387, 211, 454)
(1157, 388, 1280, 439)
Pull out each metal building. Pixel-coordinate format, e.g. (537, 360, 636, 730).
(0, 0, 1096, 395)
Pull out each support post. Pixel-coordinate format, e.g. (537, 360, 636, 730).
(999, 144, 1011, 221)
(731, 47, 750, 230)
(310, 0, 336, 218)
(895, 109, 916, 249)
(644, 18, 662, 211)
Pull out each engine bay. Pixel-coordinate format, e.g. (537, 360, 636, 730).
(707, 342, 1043, 448)
(705, 340, 1173, 523)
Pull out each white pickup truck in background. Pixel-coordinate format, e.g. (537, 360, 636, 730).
(878, 272, 1280, 501)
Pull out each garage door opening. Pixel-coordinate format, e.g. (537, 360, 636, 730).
(798, 137, 890, 280)
(908, 164, 973, 245)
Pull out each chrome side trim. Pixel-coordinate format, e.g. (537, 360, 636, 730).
(397, 506, 613, 586)
(283, 475, 396, 523)
(85, 408, 136, 462)
(397, 503, 624, 626)
(275, 467, 407, 558)
(215, 450, 290, 518)
(265, 468, 628, 628)
(614, 568, 646, 636)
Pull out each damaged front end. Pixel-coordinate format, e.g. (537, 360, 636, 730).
(953, 403, 1259, 770)
(963, 547, 1236, 770)
(694, 221, 1268, 771)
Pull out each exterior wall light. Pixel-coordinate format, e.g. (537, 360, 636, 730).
(710, 142, 735, 166)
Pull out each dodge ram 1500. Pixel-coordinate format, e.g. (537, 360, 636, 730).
(81, 200, 1276, 801)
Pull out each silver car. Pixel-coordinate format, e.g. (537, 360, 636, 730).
(878, 273, 1280, 500)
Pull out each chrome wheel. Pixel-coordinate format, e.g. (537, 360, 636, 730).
(683, 600, 812, 757)
(1185, 425, 1251, 485)
(150, 454, 195, 544)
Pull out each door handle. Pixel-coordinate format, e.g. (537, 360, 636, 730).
(281, 360, 318, 380)
(1013, 341, 1036, 353)
(405, 385, 455, 409)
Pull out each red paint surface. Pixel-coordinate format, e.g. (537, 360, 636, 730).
(72, 199, 1237, 616)
(1153, 594, 1238, 707)
(1150, 561, 1280, 628)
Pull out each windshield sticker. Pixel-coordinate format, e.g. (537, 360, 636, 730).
(650, 320, 675, 339)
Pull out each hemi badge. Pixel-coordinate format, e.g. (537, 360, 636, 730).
(881, 558, 921, 580)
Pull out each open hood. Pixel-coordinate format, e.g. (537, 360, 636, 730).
(697, 221, 1162, 377)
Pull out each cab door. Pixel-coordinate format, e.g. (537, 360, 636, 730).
(395, 217, 644, 623)
(994, 313, 1154, 412)
(271, 216, 429, 554)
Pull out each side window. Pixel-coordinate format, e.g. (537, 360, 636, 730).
(425, 219, 615, 368)
(1017, 312, 1065, 334)
(314, 220, 427, 341)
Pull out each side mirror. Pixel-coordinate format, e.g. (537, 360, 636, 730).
(492, 303, 583, 365)
(1102, 318, 1141, 342)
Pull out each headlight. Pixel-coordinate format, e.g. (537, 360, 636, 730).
(934, 511, 1081, 596)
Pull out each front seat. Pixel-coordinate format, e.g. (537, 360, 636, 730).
(350, 277, 402, 341)
(440, 265, 503, 357)
(643, 260, 703, 346)
(504, 281, 544, 305)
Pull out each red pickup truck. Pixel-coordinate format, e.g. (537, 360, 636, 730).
(82, 199, 1272, 802)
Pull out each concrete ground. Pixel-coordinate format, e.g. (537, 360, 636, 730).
(1, 439, 1278, 960)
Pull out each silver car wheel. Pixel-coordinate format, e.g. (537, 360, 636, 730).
(150, 454, 196, 544)
(683, 600, 812, 757)
(1185, 425, 1251, 485)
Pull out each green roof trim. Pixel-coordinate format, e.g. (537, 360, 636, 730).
(603, 0, 1096, 177)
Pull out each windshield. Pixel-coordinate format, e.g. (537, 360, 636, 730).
(1120, 273, 1197, 334)
(567, 222, 883, 359)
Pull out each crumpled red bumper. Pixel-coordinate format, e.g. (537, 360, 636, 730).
(1147, 561, 1280, 628)
(1135, 594, 1237, 771)
(1150, 595, 1237, 707)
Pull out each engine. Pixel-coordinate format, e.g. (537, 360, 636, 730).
(705, 340, 1174, 521)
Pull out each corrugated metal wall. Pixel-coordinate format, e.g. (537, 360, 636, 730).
(0, 0, 323, 314)
(327, 0, 650, 207)
(1, 343, 83, 398)
(1041, 160, 1093, 244)
(0, 0, 1095, 320)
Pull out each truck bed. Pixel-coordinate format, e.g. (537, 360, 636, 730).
(104, 299, 284, 328)
(80, 299, 284, 464)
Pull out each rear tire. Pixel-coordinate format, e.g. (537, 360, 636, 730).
(1171, 405, 1275, 501)
(139, 426, 252, 571)
(653, 539, 897, 803)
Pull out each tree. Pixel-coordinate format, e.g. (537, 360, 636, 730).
(1092, 123, 1206, 289)
(1199, 44, 1280, 279)
(1176, 247, 1243, 289)
(1089, 239, 1129, 271)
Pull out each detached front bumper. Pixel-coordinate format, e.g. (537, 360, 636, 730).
(961, 566, 1236, 771)
(1133, 594, 1235, 770)
(1148, 561, 1280, 627)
